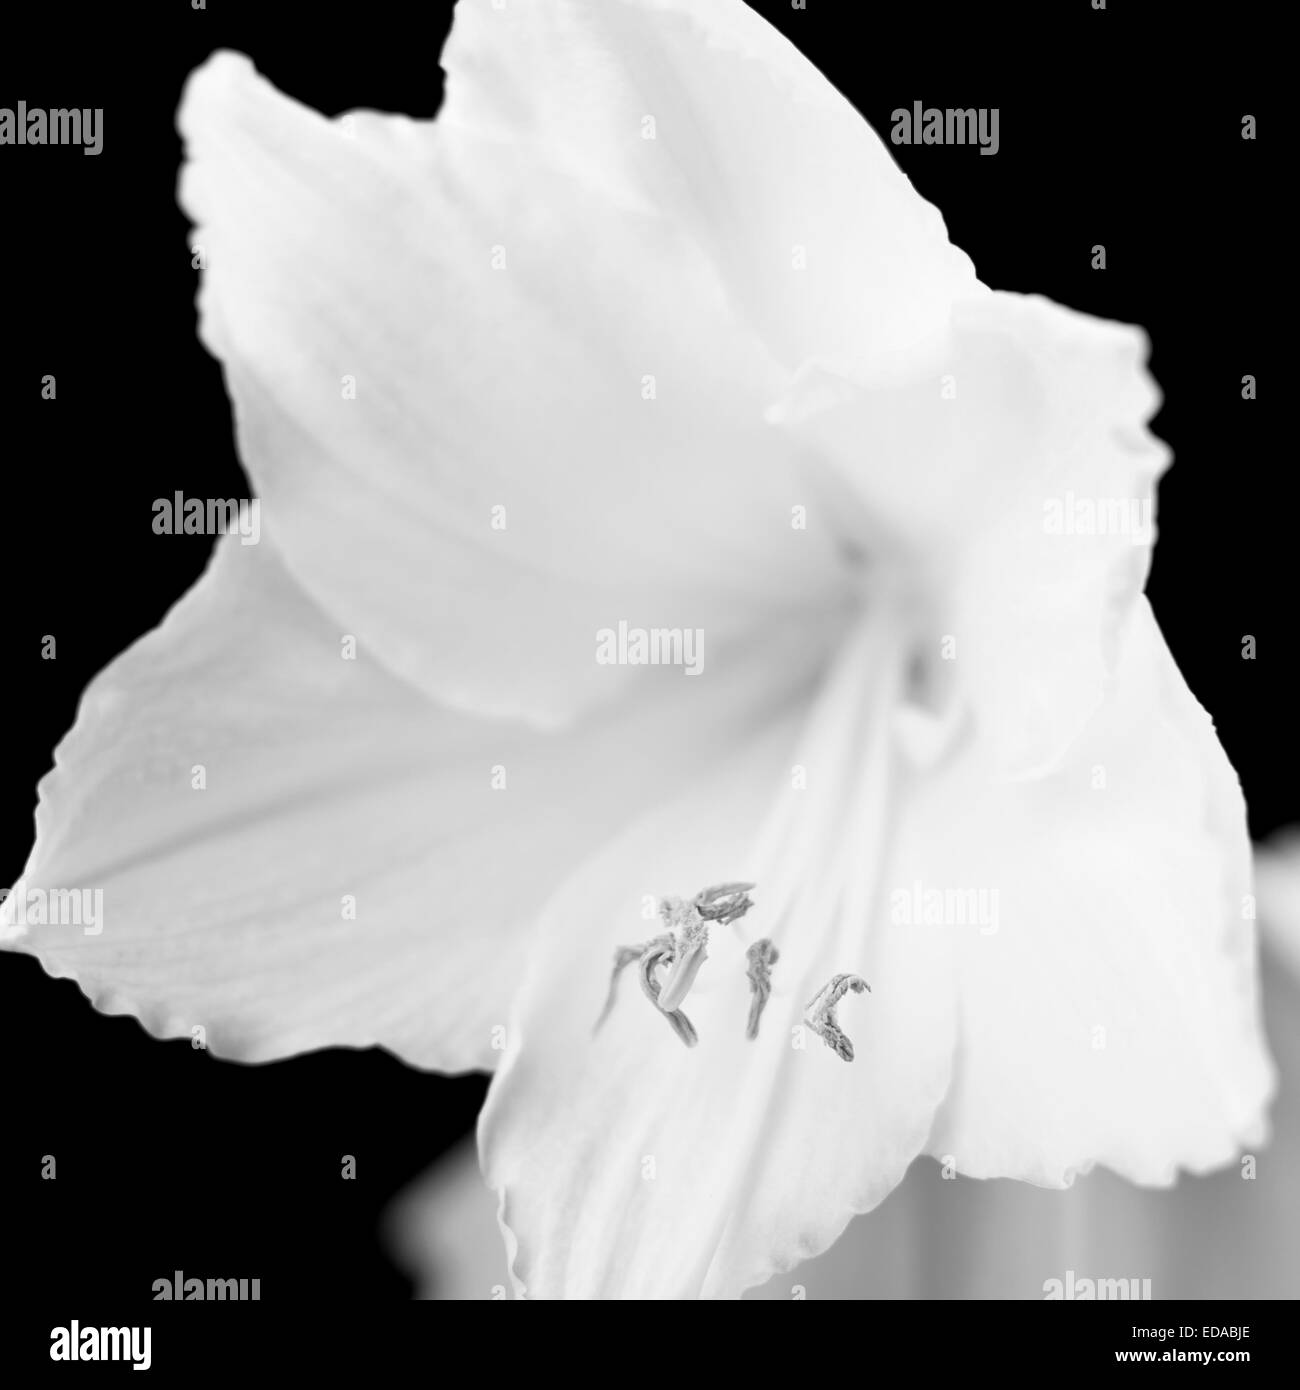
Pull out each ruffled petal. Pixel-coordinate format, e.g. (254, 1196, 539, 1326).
(177, 32, 851, 726)
(747, 837, 1300, 1300)
(2, 536, 836, 1070)
(923, 599, 1274, 1185)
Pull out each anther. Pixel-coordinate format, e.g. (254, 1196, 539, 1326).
(804, 973, 871, 1062)
(745, 938, 779, 1039)
(693, 881, 756, 925)
(594, 883, 759, 1044)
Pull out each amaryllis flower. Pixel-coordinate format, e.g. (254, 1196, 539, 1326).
(0, 0, 1274, 1299)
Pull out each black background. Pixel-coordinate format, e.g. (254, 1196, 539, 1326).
(0, 0, 1281, 1312)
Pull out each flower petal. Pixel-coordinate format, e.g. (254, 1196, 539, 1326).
(775, 291, 1171, 776)
(393, 832, 1300, 1301)
(746, 848, 1300, 1300)
(2, 536, 837, 1069)
(438, 0, 977, 371)
(480, 599, 1272, 1297)
(922, 599, 1274, 1185)
(479, 613, 958, 1297)
(177, 36, 850, 727)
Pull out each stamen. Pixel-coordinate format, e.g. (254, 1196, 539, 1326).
(639, 941, 698, 1048)
(693, 881, 756, 926)
(593, 883, 760, 1042)
(656, 882, 756, 1013)
(804, 972, 871, 1062)
(654, 899, 708, 1012)
(593, 940, 664, 1035)
(745, 938, 779, 1039)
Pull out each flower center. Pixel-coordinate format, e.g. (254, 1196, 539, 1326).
(593, 883, 755, 1045)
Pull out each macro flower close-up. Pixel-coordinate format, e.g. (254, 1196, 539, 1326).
(0, 0, 1277, 1304)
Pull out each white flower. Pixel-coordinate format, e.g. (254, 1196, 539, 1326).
(0, 0, 1274, 1299)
